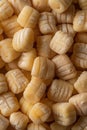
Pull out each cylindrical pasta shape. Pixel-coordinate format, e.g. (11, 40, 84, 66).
(0, 0, 14, 21)
(32, 0, 51, 12)
(1, 15, 22, 38)
(78, 0, 87, 10)
(50, 31, 74, 54)
(27, 123, 50, 130)
(12, 28, 34, 52)
(17, 6, 40, 29)
(73, 10, 87, 32)
(52, 55, 77, 80)
(31, 56, 55, 80)
(20, 97, 34, 115)
(0, 114, 9, 130)
(10, 111, 29, 130)
(36, 35, 56, 59)
(71, 116, 87, 130)
(52, 103, 76, 126)
(50, 122, 71, 130)
(5, 59, 19, 71)
(74, 71, 87, 93)
(47, 79, 73, 102)
(24, 76, 46, 103)
(72, 43, 87, 68)
(0, 92, 20, 117)
(0, 57, 5, 69)
(6, 69, 29, 94)
(18, 48, 37, 71)
(39, 12, 57, 34)
(53, 5, 75, 23)
(0, 74, 8, 94)
(69, 93, 87, 116)
(0, 39, 20, 63)
(29, 102, 51, 124)
(8, 0, 32, 15)
(48, 0, 72, 13)
(75, 32, 87, 43)
(57, 24, 76, 37)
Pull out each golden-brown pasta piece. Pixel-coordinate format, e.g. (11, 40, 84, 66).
(74, 71, 87, 93)
(78, 0, 87, 10)
(6, 69, 29, 94)
(0, 39, 20, 63)
(8, 0, 32, 15)
(32, 0, 51, 12)
(27, 123, 50, 130)
(17, 6, 40, 29)
(10, 111, 29, 130)
(12, 28, 34, 52)
(0, 0, 14, 21)
(71, 116, 87, 130)
(31, 56, 55, 80)
(0, 114, 9, 130)
(73, 10, 87, 32)
(36, 35, 56, 59)
(1, 15, 22, 38)
(50, 31, 74, 54)
(72, 43, 87, 68)
(52, 102, 76, 126)
(52, 54, 77, 80)
(24, 76, 46, 103)
(47, 79, 73, 102)
(39, 12, 57, 34)
(0, 73, 8, 94)
(57, 24, 76, 37)
(48, 0, 72, 13)
(75, 32, 87, 43)
(0, 92, 20, 117)
(69, 93, 87, 116)
(18, 48, 37, 71)
(50, 122, 71, 130)
(29, 102, 51, 124)
(52, 4, 75, 23)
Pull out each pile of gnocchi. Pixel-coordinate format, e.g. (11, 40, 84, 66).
(0, 0, 87, 129)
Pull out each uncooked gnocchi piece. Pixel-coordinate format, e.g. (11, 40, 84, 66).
(0, 92, 20, 117)
(78, 0, 87, 10)
(24, 76, 46, 103)
(29, 102, 51, 124)
(32, 0, 51, 12)
(50, 31, 74, 54)
(18, 48, 37, 71)
(47, 79, 73, 102)
(17, 6, 40, 29)
(10, 111, 29, 130)
(31, 56, 55, 80)
(48, 0, 73, 13)
(53, 5, 75, 23)
(0, 114, 9, 130)
(52, 54, 77, 80)
(27, 123, 50, 130)
(73, 10, 87, 32)
(36, 35, 56, 59)
(69, 93, 87, 116)
(1, 15, 22, 38)
(72, 43, 87, 68)
(52, 102, 76, 126)
(0, 0, 14, 21)
(39, 12, 57, 34)
(0, 39, 20, 63)
(12, 28, 34, 52)
(71, 116, 87, 130)
(6, 69, 29, 94)
(8, 0, 32, 14)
